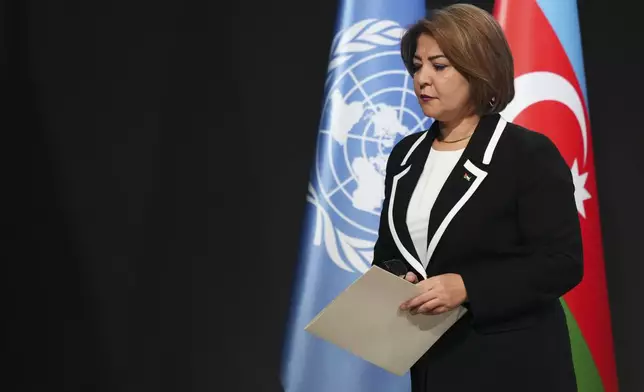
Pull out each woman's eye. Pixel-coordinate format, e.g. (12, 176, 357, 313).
(412, 63, 421, 72)
(433, 64, 447, 71)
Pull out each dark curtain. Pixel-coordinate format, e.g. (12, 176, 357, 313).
(3, 0, 643, 391)
(4, 1, 337, 391)
(577, 2, 644, 391)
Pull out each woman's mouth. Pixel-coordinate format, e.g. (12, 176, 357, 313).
(420, 94, 435, 102)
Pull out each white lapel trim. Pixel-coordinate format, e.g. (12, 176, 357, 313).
(388, 166, 427, 279)
(423, 160, 488, 267)
(400, 132, 427, 166)
(482, 117, 507, 165)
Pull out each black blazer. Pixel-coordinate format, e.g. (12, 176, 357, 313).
(372, 114, 583, 392)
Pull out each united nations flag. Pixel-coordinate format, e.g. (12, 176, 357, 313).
(281, 1, 427, 391)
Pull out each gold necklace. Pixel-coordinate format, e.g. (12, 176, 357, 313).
(438, 133, 473, 143)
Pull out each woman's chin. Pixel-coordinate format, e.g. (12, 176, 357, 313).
(421, 107, 439, 119)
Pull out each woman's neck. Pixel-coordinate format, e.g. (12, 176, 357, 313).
(439, 114, 480, 142)
(432, 114, 480, 151)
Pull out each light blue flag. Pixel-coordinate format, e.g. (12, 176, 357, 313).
(281, 1, 428, 391)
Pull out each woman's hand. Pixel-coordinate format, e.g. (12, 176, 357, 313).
(402, 272, 418, 283)
(400, 273, 467, 315)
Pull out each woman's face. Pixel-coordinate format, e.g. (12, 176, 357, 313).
(412, 34, 472, 122)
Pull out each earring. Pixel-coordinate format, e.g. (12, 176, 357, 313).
(489, 97, 496, 107)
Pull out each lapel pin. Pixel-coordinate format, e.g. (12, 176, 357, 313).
(463, 172, 472, 182)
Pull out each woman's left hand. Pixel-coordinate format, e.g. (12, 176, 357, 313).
(400, 273, 467, 315)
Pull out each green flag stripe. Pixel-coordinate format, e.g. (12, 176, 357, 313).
(561, 299, 604, 392)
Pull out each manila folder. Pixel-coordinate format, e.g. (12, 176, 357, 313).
(304, 265, 467, 376)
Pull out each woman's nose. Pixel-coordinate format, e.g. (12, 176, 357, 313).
(417, 65, 433, 87)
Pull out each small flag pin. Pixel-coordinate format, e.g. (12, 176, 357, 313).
(464, 173, 471, 182)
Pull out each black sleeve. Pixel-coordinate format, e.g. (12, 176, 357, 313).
(458, 133, 584, 326)
(372, 143, 403, 268)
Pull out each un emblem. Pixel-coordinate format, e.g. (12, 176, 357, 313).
(308, 19, 432, 273)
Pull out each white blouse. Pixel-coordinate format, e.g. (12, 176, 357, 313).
(406, 147, 465, 266)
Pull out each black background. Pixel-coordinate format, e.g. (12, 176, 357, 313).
(3, 0, 642, 391)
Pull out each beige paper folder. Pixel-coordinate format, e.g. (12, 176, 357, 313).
(304, 265, 467, 375)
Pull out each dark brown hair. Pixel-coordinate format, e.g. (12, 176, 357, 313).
(400, 4, 515, 115)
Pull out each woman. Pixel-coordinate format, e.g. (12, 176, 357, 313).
(372, 4, 583, 392)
